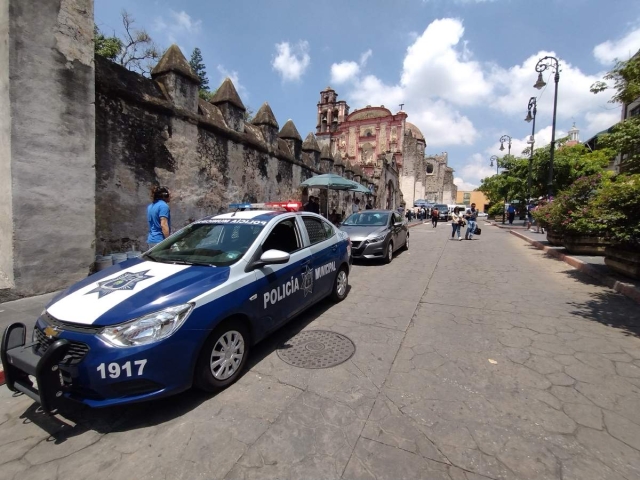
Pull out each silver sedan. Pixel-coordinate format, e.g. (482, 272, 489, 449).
(339, 210, 409, 264)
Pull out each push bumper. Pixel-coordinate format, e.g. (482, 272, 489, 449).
(1, 323, 72, 414)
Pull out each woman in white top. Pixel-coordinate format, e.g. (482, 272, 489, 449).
(451, 207, 463, 241)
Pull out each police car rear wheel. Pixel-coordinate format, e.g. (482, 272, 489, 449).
(195, 321, 250, 391)
(330, 267, 349, 302)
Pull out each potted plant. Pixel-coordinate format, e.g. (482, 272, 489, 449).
(559, 174, 612, 255)
(595, 174, 640, 279)
(532, 199, 563, 245)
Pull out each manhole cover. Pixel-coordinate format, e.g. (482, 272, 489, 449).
(277, 330, 356, 369)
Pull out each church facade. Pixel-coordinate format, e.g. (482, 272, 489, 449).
(314, 86, 456, 208)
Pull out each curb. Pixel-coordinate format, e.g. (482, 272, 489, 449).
(509, 230, 640, 305)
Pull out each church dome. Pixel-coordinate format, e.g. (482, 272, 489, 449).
(346, 106, 392, 122)
(405, 122, 425, 141)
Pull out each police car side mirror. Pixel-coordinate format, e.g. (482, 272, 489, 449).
(256, 249, 290, 268)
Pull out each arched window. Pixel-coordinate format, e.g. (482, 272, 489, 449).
(426, 163, 434, 174)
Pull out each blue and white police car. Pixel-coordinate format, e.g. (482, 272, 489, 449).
(0, 202, 352, 412)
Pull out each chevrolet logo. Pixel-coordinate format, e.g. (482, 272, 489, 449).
(43, 326, 61, 338)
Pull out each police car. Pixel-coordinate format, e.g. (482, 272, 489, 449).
(0, 202, 352, 412)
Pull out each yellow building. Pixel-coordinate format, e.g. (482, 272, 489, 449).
(456, 191, 489, 212)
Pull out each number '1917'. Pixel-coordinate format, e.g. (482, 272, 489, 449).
(97, 359, 147, 379)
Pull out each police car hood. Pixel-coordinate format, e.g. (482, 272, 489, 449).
(46, 259, 231, 327)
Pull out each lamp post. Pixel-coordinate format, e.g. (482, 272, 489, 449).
(490, 155, 499, 175)
(534, 56, 560, 199)
(524, 97, 537, 203)
(490, 155, 506, 224)
(499, 135, 512, 156)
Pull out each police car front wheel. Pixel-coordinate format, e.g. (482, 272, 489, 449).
(194, 321, 250, 392)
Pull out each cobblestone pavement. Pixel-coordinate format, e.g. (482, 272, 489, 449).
(1, 223, 640, 480)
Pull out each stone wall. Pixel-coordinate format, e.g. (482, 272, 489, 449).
(424, 153, 456, 204)
(0, 0, 95, 300)
(95, 50, 327, 253)
(400, 130, 426, 207)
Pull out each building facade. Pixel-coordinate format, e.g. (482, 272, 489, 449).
(314, 86, 456, 208)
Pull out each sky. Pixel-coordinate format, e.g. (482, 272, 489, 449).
(95, 0, 640, 191)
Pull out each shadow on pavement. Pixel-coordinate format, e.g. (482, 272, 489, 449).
(561, 268, 640, 337)
(15, 287, 352, 440)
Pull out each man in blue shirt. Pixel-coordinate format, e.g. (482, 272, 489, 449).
(147, 185, 171, 249)
(507, 204, 516, 225)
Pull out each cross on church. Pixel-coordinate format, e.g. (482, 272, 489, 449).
(399, 103, 405, 111)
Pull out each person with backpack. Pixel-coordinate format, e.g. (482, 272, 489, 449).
(431, 207, 439, 228)
(465, 203, 478, 240)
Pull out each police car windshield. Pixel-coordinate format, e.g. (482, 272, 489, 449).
(147, 221, 265, 266)
(342, 212, 390, 226)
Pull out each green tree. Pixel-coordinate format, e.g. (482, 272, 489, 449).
(479, 141, 612, 206)
(94, 25, 122, 61)
(189, 47, 210, 97)
(591, 53, 640, 173)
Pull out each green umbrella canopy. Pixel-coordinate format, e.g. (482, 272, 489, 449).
(349, 183, 371, 194)
(300, 173, 360, 191)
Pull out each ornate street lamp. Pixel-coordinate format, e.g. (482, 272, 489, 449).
(525, 97, 537, 203)
(499, 135, 512, 156)
(490, 155, 506, 224)
(489, 155, 499, 175)
(534, 55, 560, 199)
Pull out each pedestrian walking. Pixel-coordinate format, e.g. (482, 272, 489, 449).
(507, 204, 516, 225)
(451, 207, 463, 241)
(526, 200, 534, 230)
(431, 207, 439, 228)
(465, 203, 478, 240)
(365, 200, 373, 210)
(147, 185, 171, 249)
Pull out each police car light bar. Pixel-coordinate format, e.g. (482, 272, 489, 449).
(228, 201, 302, 212)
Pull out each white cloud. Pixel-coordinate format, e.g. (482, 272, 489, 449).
(331, 61, 360, 84)
(330, 49, 373, 85)
(593, 27, 640, 65)
(272, 41, 311, 82)
(170, 10, 201, 34)
(584, 109, 621, 134)
(458, 153, 499, 185)
(399, 18, 493, 106)
(489, 51, 608, 127)
(454, 177, 479, 191)
(360, 49, 373, 66)
(217, 65, 249, 100)
(332, 19, 482, 147)
(154, 10, 201, 44)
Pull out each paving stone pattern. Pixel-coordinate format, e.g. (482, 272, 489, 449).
(1, 224, 640, 479)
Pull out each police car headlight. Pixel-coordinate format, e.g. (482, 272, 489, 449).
(367, 234, 386, 243)
(98, 304, 194, 347)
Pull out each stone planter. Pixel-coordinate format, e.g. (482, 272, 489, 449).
(605, 246, 640, 280)
(546, 230, 564, 246)
(562, 234, 610, 256)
